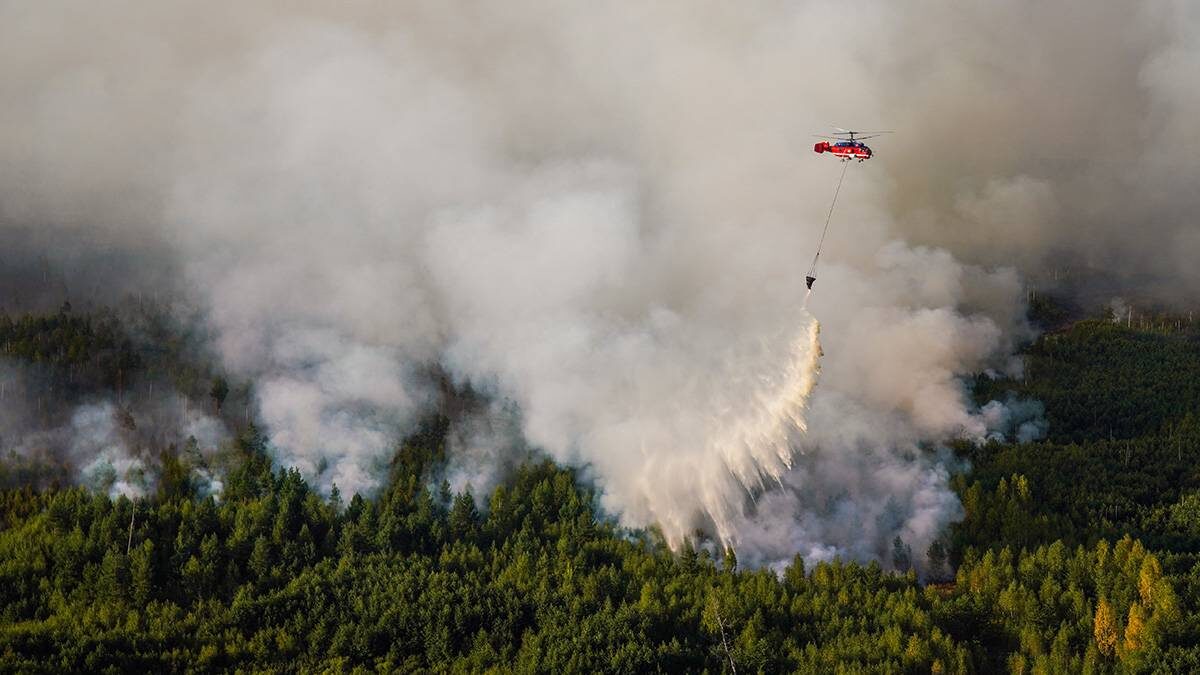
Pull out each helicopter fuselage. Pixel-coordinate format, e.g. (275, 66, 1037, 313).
(814, 140, 872, 161)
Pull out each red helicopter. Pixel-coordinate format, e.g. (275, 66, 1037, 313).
(813, 128, 891, 162)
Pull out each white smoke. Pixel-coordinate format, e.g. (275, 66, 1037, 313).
(981, 395, 1048, 444)
(1, 358, 229, 497)
(78, 397, 228, 498)
(4, 1, 1196, 567)
(73, 402, 152, 499)
(442, 397, 530, 499)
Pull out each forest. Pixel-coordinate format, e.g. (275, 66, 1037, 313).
(3, 300, 1200, 673)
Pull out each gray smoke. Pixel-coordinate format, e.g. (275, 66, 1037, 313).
(871, 3, 1200, 297)
(2, 2, 1197, 569)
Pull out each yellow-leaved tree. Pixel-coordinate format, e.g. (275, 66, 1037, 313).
(1094, 598, 1119, 658)
(1138, 555, 1162, 605)
(1123, 603, 1147, 654)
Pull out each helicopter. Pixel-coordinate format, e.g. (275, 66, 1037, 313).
(813, 128, 891, 162)
(803, 127, 892, 291)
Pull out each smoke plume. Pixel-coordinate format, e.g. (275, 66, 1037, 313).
(2, 2, 1196, 569)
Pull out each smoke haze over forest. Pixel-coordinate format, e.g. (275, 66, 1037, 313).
(1, 2, 1197, 569)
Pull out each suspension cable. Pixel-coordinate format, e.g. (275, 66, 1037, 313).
(806, 160, 850, 286)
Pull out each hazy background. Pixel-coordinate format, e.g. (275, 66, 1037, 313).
(1, 1, 1196, 569)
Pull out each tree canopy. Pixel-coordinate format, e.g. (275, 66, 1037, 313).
(3, 304, 1200, 672)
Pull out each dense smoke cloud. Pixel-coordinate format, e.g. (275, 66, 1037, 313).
(869, 2, 1200, 295)
(2, 2, 1195, 569)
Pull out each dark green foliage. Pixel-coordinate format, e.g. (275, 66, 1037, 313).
(0, 453, 963, 672)
(0, 308, 139, 394)
(2, 305, 1200, 671)
(975, 318, 1200, 443)
(948, 311, 1200, 671)
(0, 304, 247, 439)
(0, 444, 1186, 673)
(958, 317, 1200, 551)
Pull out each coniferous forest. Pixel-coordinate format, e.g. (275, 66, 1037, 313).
(3, 301, 1200, 673)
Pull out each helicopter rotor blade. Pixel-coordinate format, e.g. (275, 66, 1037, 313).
(819, 128, 893, 141)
